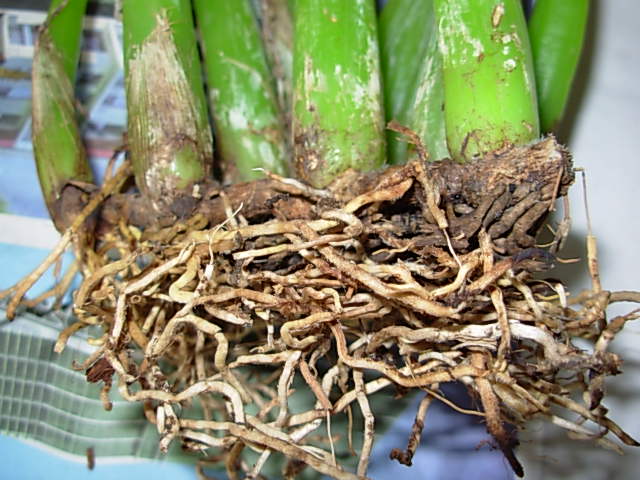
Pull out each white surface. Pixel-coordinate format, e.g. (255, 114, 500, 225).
(520, 1, 640, 479)
(0, 213, 59, 250)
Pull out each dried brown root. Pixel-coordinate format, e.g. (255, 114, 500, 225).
(4, 162, 131, 320)
(389, 392, 433, 466)
(5, 136, 640, 479)
(472, 353, 523, 477)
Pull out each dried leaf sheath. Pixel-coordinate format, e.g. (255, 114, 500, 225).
(32, 0, 93, 231)
(123, 4, 212, 215)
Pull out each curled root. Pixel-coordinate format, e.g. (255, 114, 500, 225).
(7, 137, 640, 479)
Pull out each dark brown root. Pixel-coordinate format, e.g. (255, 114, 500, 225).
(6, 136, 639, 479)
(389, 393, 433, 466)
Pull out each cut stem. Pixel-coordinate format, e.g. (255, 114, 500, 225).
(435, 0, 539, 162)
(32, 0, 94, 231)
(292, 0, 385, 187)
(194, 0, 289, 182)
(122, 0, 212, 215)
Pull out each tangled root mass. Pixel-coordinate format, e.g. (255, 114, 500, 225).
(5, 136, 640, 479)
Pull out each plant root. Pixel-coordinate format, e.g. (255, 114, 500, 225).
(6, 136, 640, 479)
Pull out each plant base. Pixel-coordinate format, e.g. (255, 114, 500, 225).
(5, 136, 639, 479)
